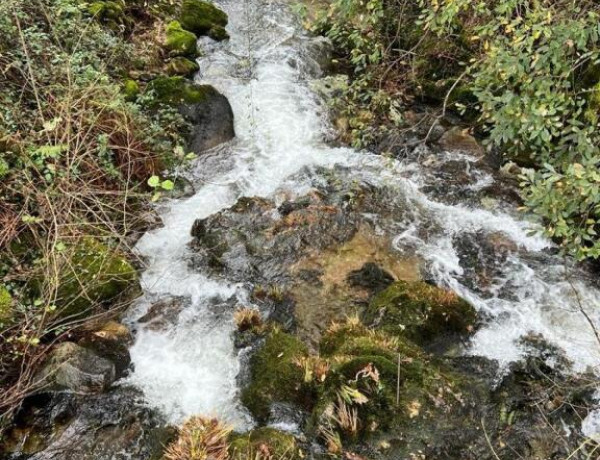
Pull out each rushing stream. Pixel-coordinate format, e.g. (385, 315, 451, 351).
(126, 0, 600, 432)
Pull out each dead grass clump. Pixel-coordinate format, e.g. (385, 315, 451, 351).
(164, 416, 232, 460)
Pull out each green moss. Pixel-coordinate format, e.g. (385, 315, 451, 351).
(0, 285, 13, 324)
(240, 329, 310, 422)
(229, 428, 301, 459)
(164, 21, 198, 57)
(88, 1, 124, 20)
(310, 318, 471, 446)
(55, 238, 138, 319)
(207, 25, 229, 41)
(363, 281, 476, 345)
(166, 57, 200, 77)
(146, 76, 217, 106)
(179, 0, 228, 39)
(123, 79, 140, 101)
(87, 1, 131, 30)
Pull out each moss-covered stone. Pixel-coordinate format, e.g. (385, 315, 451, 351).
(363, 280, 476, 346)
(54, 238, 138, 319)
(123, 79, 140, 101)
(240, 328, 310, 422)
(0, 284, 13, 324)
(146, 76, 217, 106)
(207, 25, 229, 41)
(87, 1, 131, 30)
(229, 428, 301, 459)
(179, 0, 228, 40)
(164, 21, 198, 57)
(311, 318, 476, 453)
(166, 57, 200, 77)
(88, 1, 124, 20)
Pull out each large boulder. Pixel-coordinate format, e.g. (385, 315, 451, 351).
(178, 85, 235, 153)
(2, 387, 171, 459)
(147, 77, 235, 153)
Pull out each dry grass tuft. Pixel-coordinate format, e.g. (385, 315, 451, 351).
(164, 416, 232, 460)
(233, 307, 263, 333)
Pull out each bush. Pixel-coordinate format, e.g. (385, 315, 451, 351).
(311, 0, 600, 259)
(0, 0, 188, 424)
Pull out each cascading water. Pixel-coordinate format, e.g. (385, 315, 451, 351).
(126, 0, 600, 430)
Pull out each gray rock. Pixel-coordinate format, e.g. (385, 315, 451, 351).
(179, 86, 235, 154)
(36, 342, 115, 394)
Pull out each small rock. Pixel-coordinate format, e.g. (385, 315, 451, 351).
(438, 127, 484, 156)
(79, 321, 132, 378)
(37, 342, 116, 393)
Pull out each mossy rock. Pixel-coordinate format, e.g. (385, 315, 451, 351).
(54, 238, 138, 319)
(166, 57, 200, 77)
(207, 25, 229, 41)
(87, 0, 131, 30)
(146, 76, 217, 106)
(164, 21, 198, 58)
(364, 281, 476, 346)
(0, 284, 13, 324)
(88, 1, 124, 20)
(240, 329, 310, 422)
(179, 0, 229, 40)
(313, 319, 473, 448)
(229, 428, 301, 459)
(123, 79, 140, 101)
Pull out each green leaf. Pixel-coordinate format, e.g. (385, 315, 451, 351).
(161, 180, 175, 191)
(148, 175, 160, 188)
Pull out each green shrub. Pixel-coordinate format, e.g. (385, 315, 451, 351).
(312, 0, 600, 259)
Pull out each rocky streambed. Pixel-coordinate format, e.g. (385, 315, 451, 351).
(3, 0, 600, 458)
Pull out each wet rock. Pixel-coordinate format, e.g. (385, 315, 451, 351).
(453, 230, 517, 294)
(137, 296, 189, 331)
(302, 36, 333, 77)
(4, 387, 170, 460)
(437, 127, 484, 156)
(346, 262, 395, 294)
(35, 342, 116, 394)
(363, 280, 477, 350)
(178, 85, 235, 154)
(190, 171, 419, 345)
(78, 321, 132, 378)
(165, 57, 200, 77)
(165, 175, 196, 199)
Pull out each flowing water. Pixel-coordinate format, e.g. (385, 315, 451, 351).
(125, 0, 600, 430)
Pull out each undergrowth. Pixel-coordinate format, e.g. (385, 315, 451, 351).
(0, 0, 190, 427)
